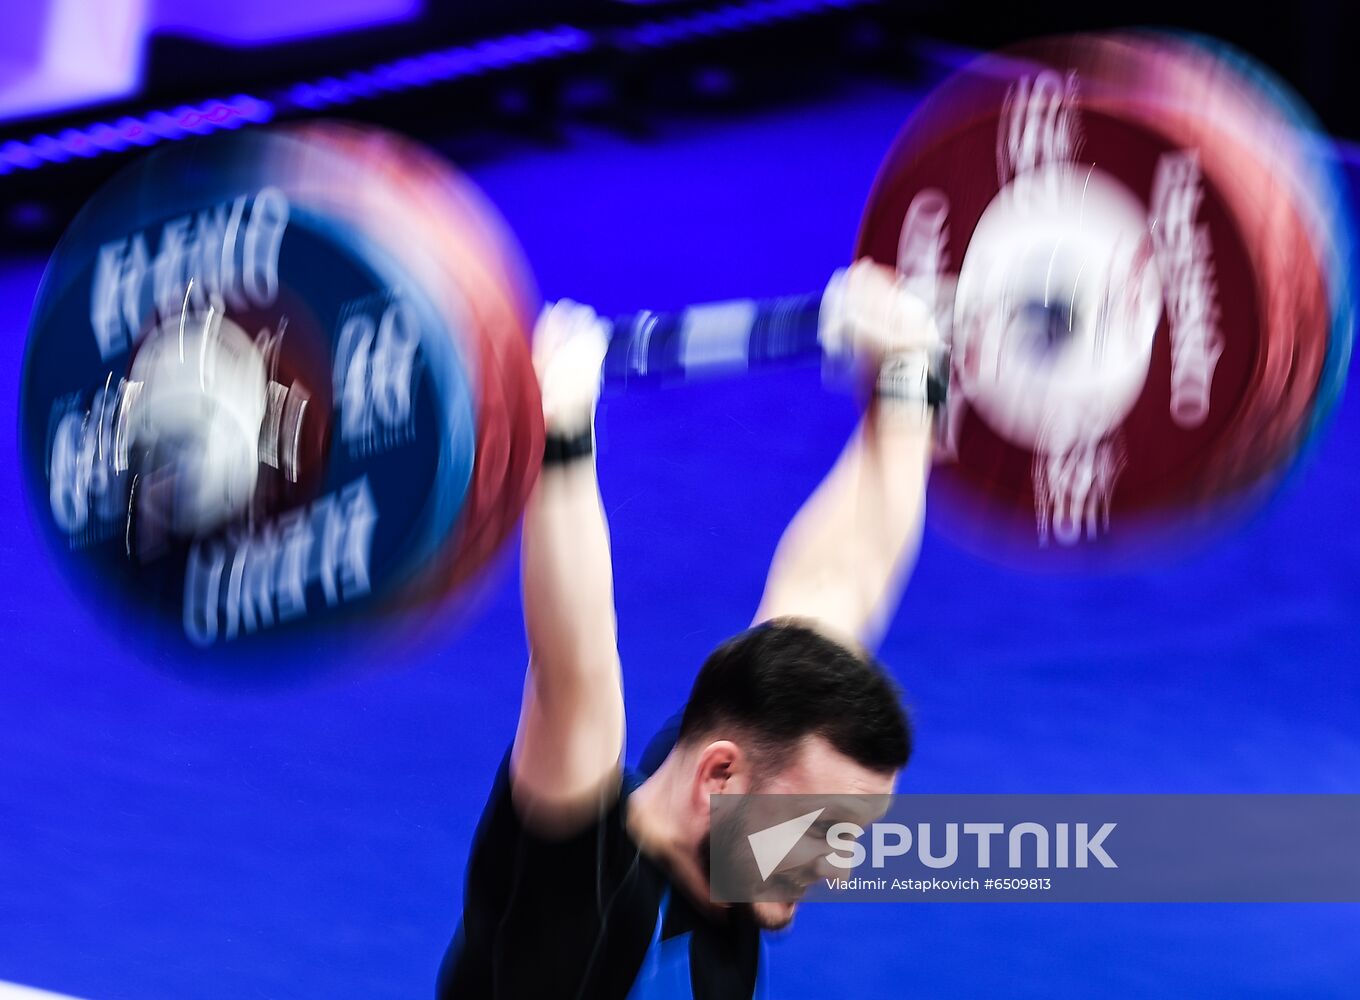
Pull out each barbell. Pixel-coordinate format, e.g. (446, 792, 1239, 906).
(18, 31, 1353, 666)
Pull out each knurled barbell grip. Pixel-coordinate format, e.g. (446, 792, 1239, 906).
(603, 289, 827, 388)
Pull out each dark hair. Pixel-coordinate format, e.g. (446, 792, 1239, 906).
(677, 619, 911, 775)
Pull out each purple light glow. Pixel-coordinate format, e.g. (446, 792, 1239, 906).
(0, 5, 849, 179)
(145, 112, 187, 141)
(0, 97, 278, 175)
(341, 72, 382, 99)
(117, 116, 158, 146)
(1, 0, 425, 124)
(266, 26, 593, 115)
(85, 123, 131, 152)
(150, 0, 424, 48)
(29, 135, 70, 165)
(286, 84, 325, 110)
(314, 78, 352, 106)
(0, 141, 43, 169)
(621, 0, 862, 49)
(230, 95, 275, 123)
(55, 129, 99, 158)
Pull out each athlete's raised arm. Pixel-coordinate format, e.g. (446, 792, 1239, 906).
(511, 301, 624, 836)
(755, 260, 943, 651)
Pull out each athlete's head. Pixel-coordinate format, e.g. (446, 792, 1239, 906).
(674, 619, 910, 930)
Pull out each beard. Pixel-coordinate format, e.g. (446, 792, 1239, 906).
(748, 899, 798, 931)
(700, 823, 805, 932)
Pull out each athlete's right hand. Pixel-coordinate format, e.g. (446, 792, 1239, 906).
(533, 299, 610, 436)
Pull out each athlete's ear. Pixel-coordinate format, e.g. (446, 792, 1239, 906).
(692, 740, 753, 816)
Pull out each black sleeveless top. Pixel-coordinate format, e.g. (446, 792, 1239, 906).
(438, 733, 760, 999)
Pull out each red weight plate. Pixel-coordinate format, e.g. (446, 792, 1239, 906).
(1052, 34, 1331, 503)
(856, 36, 1332, 567)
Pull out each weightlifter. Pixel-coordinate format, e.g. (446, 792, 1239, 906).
(439, 260, 944, 998)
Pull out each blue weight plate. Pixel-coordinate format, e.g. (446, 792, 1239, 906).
(19, 128, 478, 669)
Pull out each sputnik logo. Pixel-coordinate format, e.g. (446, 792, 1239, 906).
(746, 808, 824, 881)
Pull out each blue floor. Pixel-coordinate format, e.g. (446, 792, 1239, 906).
(1, 81, 1358, 998)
